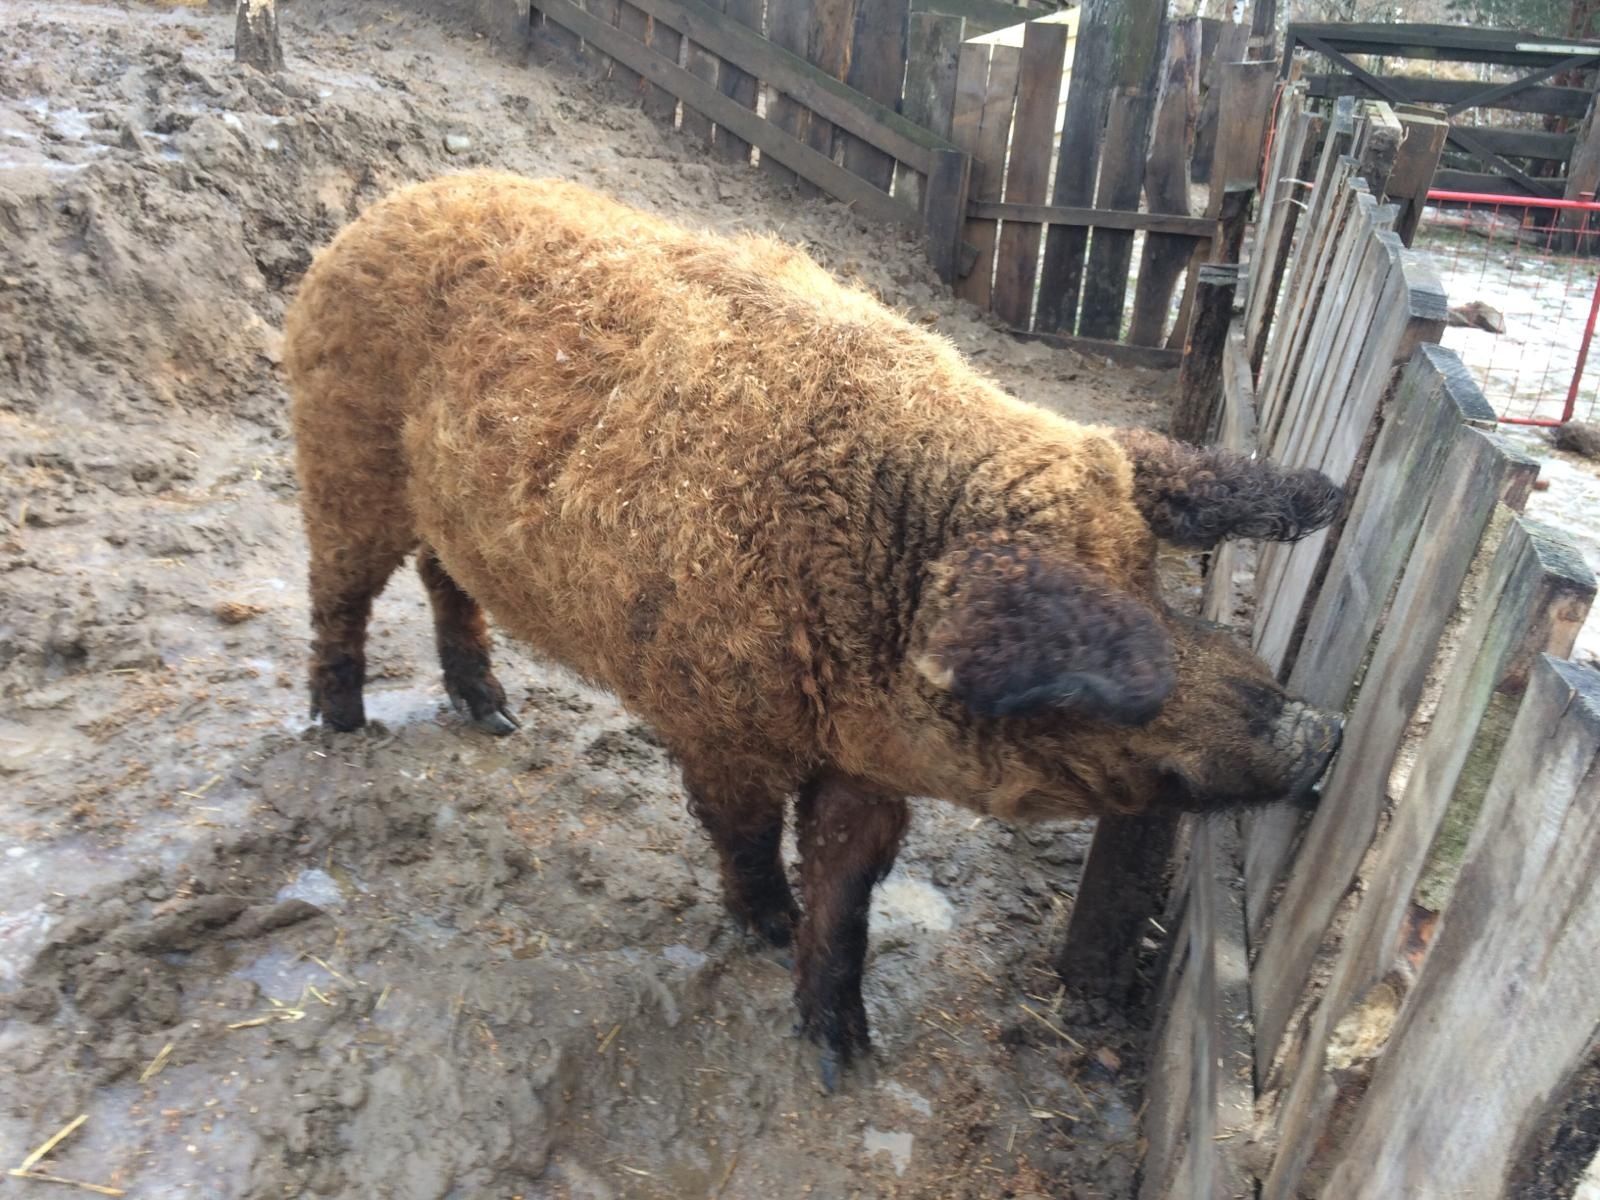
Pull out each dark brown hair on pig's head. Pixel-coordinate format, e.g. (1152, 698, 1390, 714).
(898, 437, 1344, 823)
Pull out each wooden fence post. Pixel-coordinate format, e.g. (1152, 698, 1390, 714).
(839, 0, 910, 193)
(236, 0, 284, 72)
(1052, 811, 1180, 1003)
(923, 148, 971, 283)
(952, 42, 1021, 307)
(1171, 187, 1250, 444)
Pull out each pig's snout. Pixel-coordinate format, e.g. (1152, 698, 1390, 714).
(1275, 701, 1343, 806)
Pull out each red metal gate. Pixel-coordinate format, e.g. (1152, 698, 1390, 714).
(1418, 189, 1600, 428)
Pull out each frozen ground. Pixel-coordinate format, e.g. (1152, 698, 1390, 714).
(0, 2, 1179, 1197)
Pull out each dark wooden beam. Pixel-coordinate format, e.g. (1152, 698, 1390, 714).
(1305, 73, 1590, 118)
(969, 201, 1215, 238)
(1289, 22, 1600, 68)
(1013, 329, 1184, 369)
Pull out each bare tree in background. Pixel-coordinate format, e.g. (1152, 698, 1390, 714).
(236, 0, 284, 73)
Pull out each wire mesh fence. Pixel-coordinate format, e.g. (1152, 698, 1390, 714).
(1416, 190, 1600, 428)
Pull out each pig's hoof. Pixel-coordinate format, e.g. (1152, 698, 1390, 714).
(471, 706, 521, 736)
(310, 688, 366, 732)
(818, 1047, 843, 1094)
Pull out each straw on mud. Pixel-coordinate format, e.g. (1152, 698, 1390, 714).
(17, 1115, 87, 1173)
(596, 1023, 622, 1055)
(1018, 1003, 1085, 1051)
(712, 1151, 738, 1198)
(617, 1165, 652, 1178)
(9, 1113, 126, 1197)
(6, 1170, 126, 1196)
(138, 1043, 174, 1083)
(302, 954, 351, 984)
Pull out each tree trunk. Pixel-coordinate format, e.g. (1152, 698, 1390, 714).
(236, 0, 284, 73)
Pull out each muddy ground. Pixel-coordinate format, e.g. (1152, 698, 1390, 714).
(0, 3, 1183, 1197)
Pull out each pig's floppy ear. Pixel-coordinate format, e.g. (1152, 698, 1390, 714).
(913, 536, 1175, 725)
(1112, 428, 1343, 549)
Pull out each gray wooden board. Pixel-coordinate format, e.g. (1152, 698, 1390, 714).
(971, 202, 1214, 237)
(1129, 17, 1201, 348)
(710, 0, 761, 163)
(1250, 424, 1540, 1078)
(1257, 174, 1366, 467)
(1252, 202, 1397, 668)
(681, 27, 720, 141)
(991, 19, 1072, 329)
(1140, 900, 1200, 1200)
(1256, 157, 1359, 451)
(537, 0, 918, 224)
(1079, 87, 1159, 341)
(1257, 235, 1448, 681)
(897, 12, 965, 212)
(1240, 86, 1305, 346)
(1243, 98, 1317, 367)
(1386, 107, 1448, 246)
(1207, 58, 1278, 202)
(1262, 516, 1596, 1199)
(1035, 0, 1111, 333)
(840, 0, 909, 193)
(954, 42, 1020, 308)
(1318, 657, 1600, 1198)
(1256, 98, 1358, 438)
(1244, 346, 1493, 939)
(760, 0, 811, 184)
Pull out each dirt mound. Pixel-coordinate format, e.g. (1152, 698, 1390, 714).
(1, 2, 1168, 1195)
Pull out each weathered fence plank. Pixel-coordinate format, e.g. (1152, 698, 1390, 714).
(953, 42, 1020, 307)
(710, 0, 761, 163)
(1077, 0, 1165, 341)
(1242, 97, 1323, 373)
(1261, 516, 1596, 1199)
(898, 12, 965, 213)
(1250, 424, 1539, 1077)
(840, 0, 910, 192)
(1386, 104, 1449, 246)
(1318, 657, 1600, 1198)
(1129, 17, 1201, 347)
(1035, 0, 1109, 333)
(991, 18, 1071, 328)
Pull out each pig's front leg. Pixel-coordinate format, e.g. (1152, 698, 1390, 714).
(794, 770, 908, 1092)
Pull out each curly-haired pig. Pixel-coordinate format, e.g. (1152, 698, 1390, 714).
(284, 172, 1345, 1087)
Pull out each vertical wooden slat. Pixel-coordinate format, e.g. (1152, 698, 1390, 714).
(954, 42, 1020, 309)
(1386, 104, 1449, 246)
(1036, 0, 1110, 334)
(923, 148, 971, 283)
(1129, 17, 1201, 347)
(990, 18, 1071, 329)
(1319, 657, 1600, 1199)
(762, 0, 812, 185)
(1242, 346, 1492, 940)
(642, 12, 684, 121)
(897, 12, 965, 212)
(1244, 104, 1325, 373)
(681, 32, 720, 141)
(711, 0, 762, 164)
(1250, 424, 1539, 1079)
(1190, 20, 1247, 186)
(612, 1, 649, 92)
(1077, 0, 1165, 341)
(839, 0, 909, 193)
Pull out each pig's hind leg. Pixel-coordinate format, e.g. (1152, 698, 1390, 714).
(683, 763, 799, 949)
(795, 772, 909, 1092)
(417, 546, 519, 735)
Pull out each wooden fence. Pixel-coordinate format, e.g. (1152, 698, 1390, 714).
(527, 0, 1289, 363)
(1057, 91, 1600, 1199)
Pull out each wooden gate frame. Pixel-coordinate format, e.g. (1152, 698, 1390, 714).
(1287, 23, 1600, 197)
